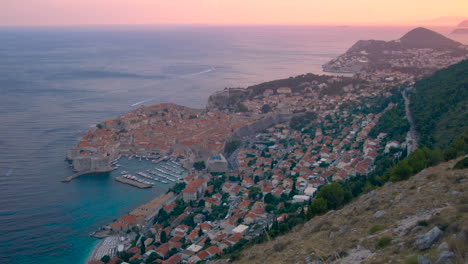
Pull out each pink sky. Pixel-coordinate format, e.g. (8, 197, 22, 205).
(1, 0, 467, 26)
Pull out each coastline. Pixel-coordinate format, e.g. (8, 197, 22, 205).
(84, 239, 102, 264)
(85, 190, 176, 263)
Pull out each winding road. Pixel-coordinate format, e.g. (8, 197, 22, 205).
(402, 87, 419, 154)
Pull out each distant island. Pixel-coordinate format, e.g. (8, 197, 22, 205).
(451, 19, 468, 34)
(323, 27, 468, 74)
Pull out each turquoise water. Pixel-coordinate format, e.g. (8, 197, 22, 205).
(12, 159, 172, 264)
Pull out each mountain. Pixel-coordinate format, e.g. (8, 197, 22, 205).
(399, 27, 462, 49)
(222, 158, 468, 264)
(323, 27, 468, 74)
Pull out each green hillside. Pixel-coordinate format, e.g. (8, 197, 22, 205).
(410, 59, 468, 148)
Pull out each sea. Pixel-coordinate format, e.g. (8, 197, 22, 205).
(0, 25, 466, 264)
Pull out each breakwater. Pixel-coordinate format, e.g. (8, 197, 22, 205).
(62, 168, 114, 182)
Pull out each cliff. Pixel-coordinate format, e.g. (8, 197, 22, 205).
(218, 158, 468, 264)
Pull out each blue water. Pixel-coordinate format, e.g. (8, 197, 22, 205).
(1, 25, 463, 264)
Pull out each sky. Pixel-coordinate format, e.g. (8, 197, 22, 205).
(1, 0, 467, 26)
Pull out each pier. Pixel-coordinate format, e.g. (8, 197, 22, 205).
(61, 168, 114, 182)
(115, 176, 152, 189)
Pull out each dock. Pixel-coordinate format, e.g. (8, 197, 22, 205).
(62, 168, 114, 182)
(115, 176, 152, 189)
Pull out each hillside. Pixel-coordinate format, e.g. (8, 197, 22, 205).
(220, 158, 468, 264)
(206, 73, 369, 112)
(410, 60, 468, 148)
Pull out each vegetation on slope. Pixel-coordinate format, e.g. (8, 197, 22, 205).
(410, 60, 468, 148)
(368, 88, 410, 142)
(228, 158, 468, 264)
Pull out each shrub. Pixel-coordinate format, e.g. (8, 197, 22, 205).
(404, 255, 418, 264)
(369, 224, 385, 234)
(273, 242, 286, 252)
(453, 157, 468, 170)
(377, 236, 392, 249)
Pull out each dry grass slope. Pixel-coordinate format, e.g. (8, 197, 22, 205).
(218, 158, 468, 264)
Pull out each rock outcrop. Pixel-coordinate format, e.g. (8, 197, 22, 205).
(414, 227, 443, 250)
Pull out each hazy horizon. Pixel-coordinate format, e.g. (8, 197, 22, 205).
(2, 0, 467, 27)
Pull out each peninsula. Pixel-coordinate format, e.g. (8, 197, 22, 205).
(323, 27, 468, 75)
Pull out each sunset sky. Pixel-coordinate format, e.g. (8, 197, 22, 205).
(1, 0, 467, 26)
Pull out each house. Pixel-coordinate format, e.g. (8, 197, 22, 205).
(206, 154, 228, 173)
(162, 254, 182, 264)
(277, 87, 292, 94)
(205, 245, 222, 257)
(304, 186, 317, 196)
(224, 233, 243, 246)
(232, 224, 249, 234)
(293, 195, 310, 203)
(156, 243, 170, 258)
(182, 178, 207, 202)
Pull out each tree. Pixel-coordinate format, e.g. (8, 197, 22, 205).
(289, 180, 298, 198)
(171, 182, 186, 194)
(264, 193, 276, 204)
(316, 182, 345, 209)
(160, 231, 167, 243)
(254, 175, 260, 184)
(168, 248, 178, 257)
(100, 255, 111, 263)
(261, 104, 272, 113)
(193, 161, 206, 170)
(248, 187, 262, 200)
(140, 236, 146, 254)
(155, 208, 169, 224)
(307, 197, 328, 217)
(145, 252, 158, 264)
(198, 199, 205, 207)
(236, 103, 249, 113)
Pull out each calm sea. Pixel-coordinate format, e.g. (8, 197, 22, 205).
(0, 25, 465, 264)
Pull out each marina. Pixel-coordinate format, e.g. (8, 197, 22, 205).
(110, 158, 186, 189)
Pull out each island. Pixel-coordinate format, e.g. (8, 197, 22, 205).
(451, 19, 468, 34)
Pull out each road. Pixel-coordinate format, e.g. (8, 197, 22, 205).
(402, 87, 419, 154)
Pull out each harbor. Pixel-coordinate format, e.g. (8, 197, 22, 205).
(112, 157, 186, 189)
